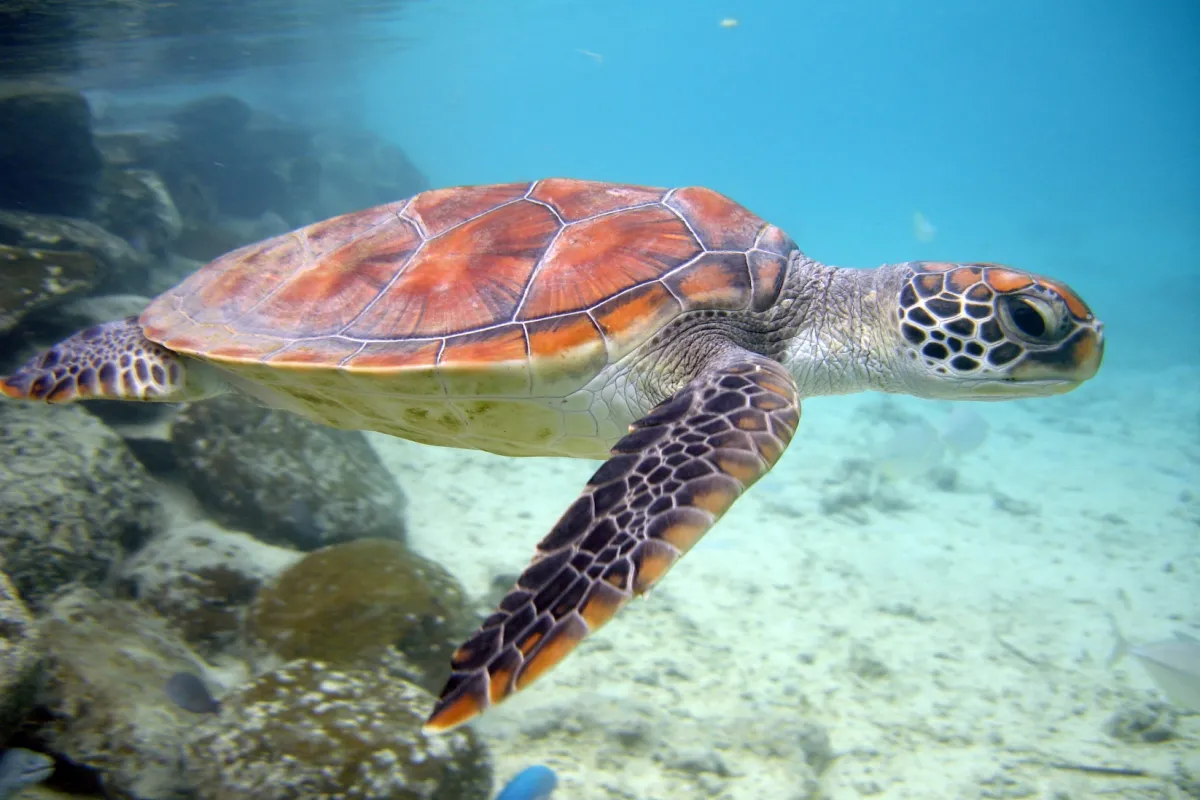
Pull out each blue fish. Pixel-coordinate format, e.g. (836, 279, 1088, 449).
(495, 765, 557, 800)
(0, 748, 54, 799)
(165, 671, 221, 714)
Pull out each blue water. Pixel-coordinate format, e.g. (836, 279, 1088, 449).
(1, 1, 1197, 798)
(355, 0, 1198, 369)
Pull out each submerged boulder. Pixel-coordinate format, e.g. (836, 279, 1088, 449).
(122, 520, 302, 657)
(170, 394, 407, 551)
(165, 94, 318, 225)
(90, 167, 183, 255)
(0, 83, 102, 216)
(0, 403, 160, 606)
(0, 570, 41, 740)
(185, 658, 492, 800)
(0, 242, 97, 334)
(0, 208, 151, 294)
(35, 588, 217, 799)
(247, 538, 472, 693)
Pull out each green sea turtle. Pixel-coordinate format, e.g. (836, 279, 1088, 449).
(0, 178, 1104, 732)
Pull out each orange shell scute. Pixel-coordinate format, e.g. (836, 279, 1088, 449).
(529, 179, 667, 222)
(912, 261, 958, 273)
(526, 313, 604, 360)
(664, 252, 752, 311)
(245, 216, 422, 337)
(267, 337, 361, 366)
(755, 224, 795, 256)
(344, 200, 559, 338)
(346, 339, 440, 371)
(748, 249, 788, 313)
(441, 324, 528, 365)
(592, 282, 682, 348)
(178, 236, 298, 325)
(517, 204, 698, 320)
(667, 186, 766, 251)
(405, 182, 530, 237)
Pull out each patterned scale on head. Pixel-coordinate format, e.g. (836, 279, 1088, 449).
(894, 261, 1102, 399)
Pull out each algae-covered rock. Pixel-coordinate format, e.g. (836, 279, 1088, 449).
(0, 208, 150, 293)
(0, 403, 160, 606)
(122, 520, 302, 656)
(0, 243, 97, 333)
(171, 394, 407, 550)
(35, 588, 216, 799)
(247, 539, 472, 693)
(185, 658, 492, 800)
(0, 569, 41, 740)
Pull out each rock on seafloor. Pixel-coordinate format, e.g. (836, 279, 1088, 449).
(0, 243, 98, 334)
(0, 403, 161, 606)
(0, 570, 41, 741)
(163, 94, 320, 225)
(90, 167, 183, 255)
(120, 520, 303, 656)
(170, 394, 408, 550)
(34, 588, 218, 800)
(0, 83, 103, 217)
(185, 658, 493, 800)
(0, 208, 151, 294)
(246, 538, 473, 694)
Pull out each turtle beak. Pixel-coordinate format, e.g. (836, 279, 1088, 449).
(1010, 323, 1104, 387)
(956, 322, 1104, 400)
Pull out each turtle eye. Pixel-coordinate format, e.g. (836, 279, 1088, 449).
(999, 295, 1058, 343)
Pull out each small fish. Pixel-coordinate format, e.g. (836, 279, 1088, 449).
(1107, 614, 1200, 712)
(940, 406, 988, 456)
(913, 211, 937, 243)
(0, 748, 54, 799)
(719, 17, 739, 28)
(874, 418, 944, 480)
(165, 671, 221, 714)
(495, 765, 558, 800)
(1131, 634, 1200, 712)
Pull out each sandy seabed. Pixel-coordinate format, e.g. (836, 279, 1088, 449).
(371, 364, 1199, 800)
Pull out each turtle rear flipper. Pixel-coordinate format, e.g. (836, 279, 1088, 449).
(424, 348, 801, 732)
(1, 317, 224, 404)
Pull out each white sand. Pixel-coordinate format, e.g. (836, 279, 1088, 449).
(371, 365, 1199, 799)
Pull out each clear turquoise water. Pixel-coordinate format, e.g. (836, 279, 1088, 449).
(3, 2, 1197, 797)
(355, 0, 1198, 370)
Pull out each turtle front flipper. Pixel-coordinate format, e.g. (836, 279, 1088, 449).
(0, 317, 225, 404)
(424, 350, 801, 732)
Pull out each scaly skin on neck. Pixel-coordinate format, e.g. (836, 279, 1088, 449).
(778, 256, 908, 399)
(634, 255, 909, 406)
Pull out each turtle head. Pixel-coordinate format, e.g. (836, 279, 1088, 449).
(889, 261, 1104, 400)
